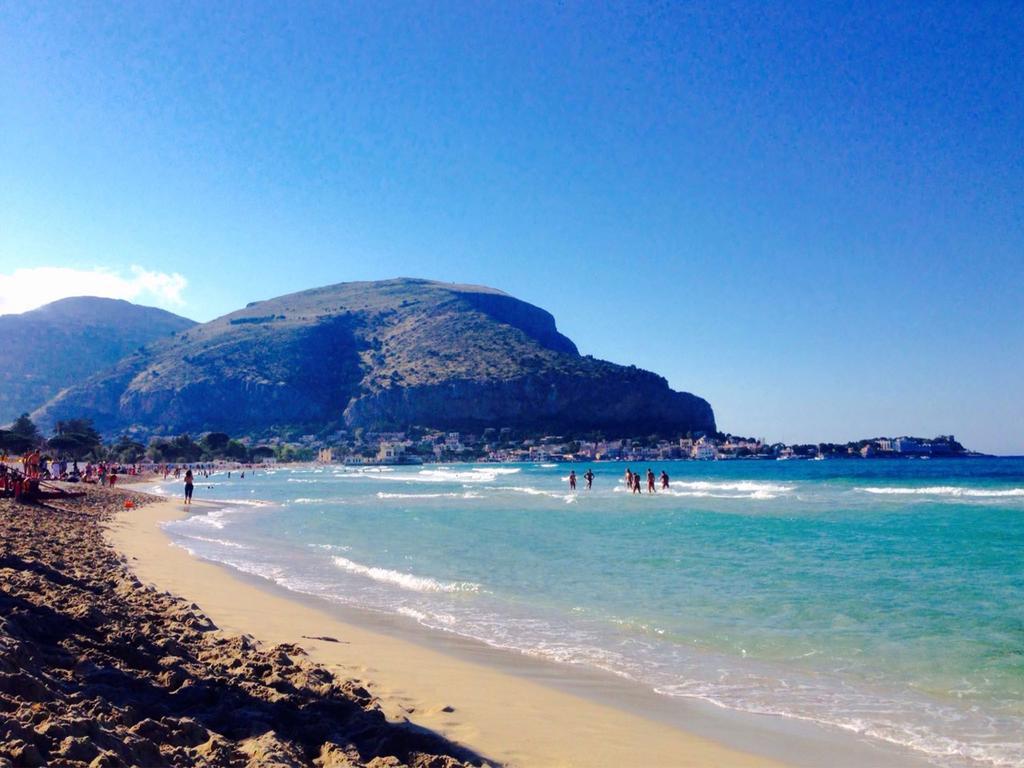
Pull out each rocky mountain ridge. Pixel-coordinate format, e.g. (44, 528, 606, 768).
(31, 279, 716, 436)
(0, 297, 195, 425)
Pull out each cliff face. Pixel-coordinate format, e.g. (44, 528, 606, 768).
(344, 370, 714, 434)
(0, 297, 195, 425)
(33, 279, 715, 436)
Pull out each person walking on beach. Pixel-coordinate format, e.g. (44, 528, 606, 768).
(660, 470, 670, 490)
(584, 468, 594, 490)
(569, 470, 577, 491)
(646, 468, 656, 494)
(184, 469, 194, 505)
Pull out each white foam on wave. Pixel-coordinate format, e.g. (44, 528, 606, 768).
(166, 508, 234, 530)
(652, 679, 1023, 768)
(363, 467, 521, 484)
(307, 542, 351, 553)
(391, 598, 1024, 768)
(214, 497, 274, 507)
(674, 480, 795, 493)
(493, 485, 566, 499)
(669, 488, 781, 500)
(611, 486, 780, 500)
(176, 534, 250, 549)
(290, 497, 348, 506)
(376, 491, 482, 500)
(331, 556, 481, 594)
(164, 498, 272, 532)
(396, 606, 456, 625)
(858, 486, 1024, 498)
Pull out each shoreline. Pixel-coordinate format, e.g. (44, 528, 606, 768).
(107, 492, 931, 768)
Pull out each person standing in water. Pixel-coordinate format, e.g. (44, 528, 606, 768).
(584, 468, 594, 490)
(631, 472, 642, 494)
(646, 468, 656, 494)
(184, 469, 194, 505)
(660, 470, 670, 490)
(569, 470, 577, 491)
(625, 468, 633, 491)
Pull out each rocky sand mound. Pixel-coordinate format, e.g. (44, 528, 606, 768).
(0, 487, 489, 767)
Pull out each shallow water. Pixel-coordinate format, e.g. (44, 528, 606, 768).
(157, 457, 1024, 768)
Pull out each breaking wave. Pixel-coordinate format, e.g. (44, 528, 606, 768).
(857, 486, 1024, 498)
(331, 556, 481, 594)
(376, 491, 482, 500)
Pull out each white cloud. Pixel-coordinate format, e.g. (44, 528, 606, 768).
(0, 265, 188, 315)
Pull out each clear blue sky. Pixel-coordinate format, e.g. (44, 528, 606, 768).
(2, 2, 1022, 453)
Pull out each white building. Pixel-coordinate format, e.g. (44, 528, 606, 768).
(692, 438, 716, 460)
(894, 437, 930, 454)
(377, 442, 405, 463)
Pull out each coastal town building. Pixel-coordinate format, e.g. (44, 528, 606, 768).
(692, 438, 717, 460)
(377, 442, 405, 463)
(894, 437, 930, 454)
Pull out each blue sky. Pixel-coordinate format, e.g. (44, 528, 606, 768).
(2, 2, 1022, 453)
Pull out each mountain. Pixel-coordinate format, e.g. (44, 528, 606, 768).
(0, 297, 195, 425)
(32, 279, 715, 436)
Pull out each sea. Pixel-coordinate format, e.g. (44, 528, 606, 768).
(151, 457, 1024, 767)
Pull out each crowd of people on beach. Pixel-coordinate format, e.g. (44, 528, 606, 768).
(0, 452, 145, 501)
(1, 449, 152, 485)
(567, 467, 671, 493)
(0, 447, 262, 506)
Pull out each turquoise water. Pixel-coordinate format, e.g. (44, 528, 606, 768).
(157, 458, 1024, 767)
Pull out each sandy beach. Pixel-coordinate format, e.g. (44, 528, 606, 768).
(105, 493, 790, 768)
(98, 485, 938, 768)
(0, 486, 483, 768)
